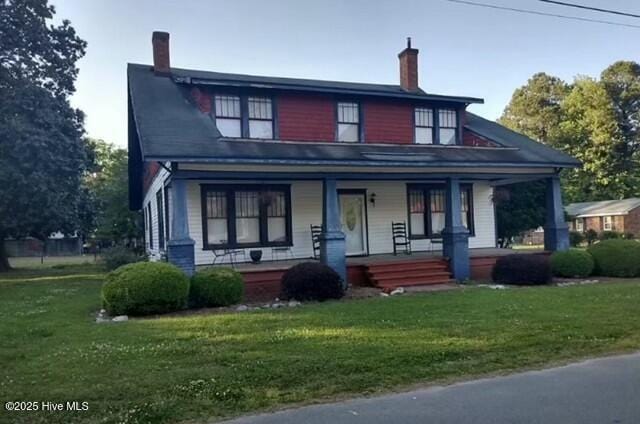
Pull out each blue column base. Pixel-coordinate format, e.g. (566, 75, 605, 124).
(319, 231, 347, 288)
(544, 225, 570, 251)
(167, 238, 195, 277)
(442, 228, 470, 281)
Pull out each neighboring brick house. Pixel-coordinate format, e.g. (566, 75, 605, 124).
(566, 198, 640, 236)
(128, 32, 579, 288)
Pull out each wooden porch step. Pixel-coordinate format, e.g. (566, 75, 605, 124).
(368, 270, 452, 284)
(378, 277, 456, 290)
(365, 257, 452, 290)
(367, 260, 449, 273)
(367, 263, 449, 276)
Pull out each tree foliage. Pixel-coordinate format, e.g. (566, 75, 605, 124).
(0, 0, 87, 271)
(493, 180, 546, 247)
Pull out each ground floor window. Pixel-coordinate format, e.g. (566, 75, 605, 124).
(201, 185, 292, 249)
(603, 216, 613, 231)
(407, 184, 474, 238)
(575, 218, 584, 232)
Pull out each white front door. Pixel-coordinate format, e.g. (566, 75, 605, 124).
(339, 193, 368, 256)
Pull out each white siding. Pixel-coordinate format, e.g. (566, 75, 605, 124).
(186, 179, 496, 266)
(141, 166, 171, 261)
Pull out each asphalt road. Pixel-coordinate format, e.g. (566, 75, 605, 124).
(221, 352, 640, 424)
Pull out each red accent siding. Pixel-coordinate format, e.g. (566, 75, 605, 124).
(191, 87, 212, 113)
(278, 94, 336, 141)
(143, 161, 160, 196)
(364, 101, 413, 144)
(463, 130, 499, 147)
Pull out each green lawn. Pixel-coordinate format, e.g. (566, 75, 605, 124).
(1, 267, 640, 424)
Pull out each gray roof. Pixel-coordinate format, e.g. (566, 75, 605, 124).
(127, 63, 580, 168)
(566, 198, 640, 217)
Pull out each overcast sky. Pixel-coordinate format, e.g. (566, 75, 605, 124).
(53, 0, 640, 147)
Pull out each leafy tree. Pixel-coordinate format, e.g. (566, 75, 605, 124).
(493, 180, 546, 247)
(85, 139, 142, 245)
(0, 0, 87, 271)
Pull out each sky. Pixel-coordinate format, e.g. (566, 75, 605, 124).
(52, 0, 640, 147)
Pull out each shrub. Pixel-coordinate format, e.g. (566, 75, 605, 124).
(550, 249, 594, 278)
(623, 232, 636, 240)
(190, 267, 244, 307)
(102, 262, 190, 315)
(587, 239, 640, 277)
(281, 262, 345, 301)
(491, 254, 552, 285)
(101, 246, 144, 271)
(598, 231, 621, 241)
(585, 229, 598, 245)
(569, 231, 585, 247)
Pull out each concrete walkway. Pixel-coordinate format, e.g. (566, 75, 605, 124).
(221, 352, 640, 424)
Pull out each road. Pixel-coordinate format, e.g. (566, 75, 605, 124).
(221, 352, 640, 424)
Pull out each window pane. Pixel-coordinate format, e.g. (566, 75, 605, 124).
(235, 191, 260, 244)
(415, 127, 433, 144)
(438, 109, 457, 127)
(430, 189, 446, 235)
(439, 128, 456, 145)
(268, 217, 286, 242)
(217, 118, 241, 137)
(249, 120, 273, 139)
(415, 108, 433, 127)
(338, 102, 359, 123)
(248, 97, 272, 119)
(208, 219, 228, 244)
(338, 123, 359, 142)
(410, 214, 425, 236)
(431, 213, 445, 235)
(215, 95, 241, 118)
(409, 190, 425, 236)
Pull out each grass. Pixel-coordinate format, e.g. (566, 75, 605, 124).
(1, 267, 640, 424)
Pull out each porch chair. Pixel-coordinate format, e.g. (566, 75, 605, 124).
(392, 221, 412, 255)
(212, 241, 246, 268)
(310, 224, 322, 259)
(430, 236, 443, 253)
(271, 246, 294, 261)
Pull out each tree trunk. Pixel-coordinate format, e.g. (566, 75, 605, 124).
(0, 237, 11, 272)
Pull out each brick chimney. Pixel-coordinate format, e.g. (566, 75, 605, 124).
(398, 37, 419, 92)
(152, 31, 170, 75)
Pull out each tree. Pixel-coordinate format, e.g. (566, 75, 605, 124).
(84, 140, 142, 245)
(0, 0, 87, 271)
(493, 180, 546, 247)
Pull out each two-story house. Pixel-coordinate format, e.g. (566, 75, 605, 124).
(128, 32, 578, 296)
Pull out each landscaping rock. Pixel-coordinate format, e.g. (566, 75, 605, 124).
(288, 300, 301, 307)
(112, 315, 128, 322)
(379, 292, 389, 297)
(390, 287, 405, 296)
(235, 305, 249, 312)
(95, 317, 111, 324)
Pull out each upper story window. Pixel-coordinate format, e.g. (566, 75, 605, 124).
(214, 95, 275, 139)
(414, 107, 459, 145)
(438, 109, 458, 145)
(214, 95, 241, 137)
(337, 102, 360, 142)
(248, 97, 274, 139)
(414, 107, 434, 144)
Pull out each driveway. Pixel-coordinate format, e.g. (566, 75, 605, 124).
(221, 352, 640, 424)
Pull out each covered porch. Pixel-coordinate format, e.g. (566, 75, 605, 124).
(164, 164, 568, 294)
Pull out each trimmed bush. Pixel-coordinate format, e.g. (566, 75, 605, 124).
(101, 246, 144, 271)
(491, 254, 552, 285)
(281, 262, 345, 301)
(598, 231, 621, 241)
(190, 267, 244, 307)
(569, 231, 585, 247)
(102, 262, 190, 315)
(587, 239, 640, 277)
(550, 249, 594, 278)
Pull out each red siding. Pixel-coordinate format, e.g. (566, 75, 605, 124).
(143, 161, 160, 196)
(278, 94, 336, 141)
(191, 87, 212, 113)
(463, 130, 499, 147)
(364, 101, 413, 144)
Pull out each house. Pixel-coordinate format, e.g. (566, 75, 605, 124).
(566, 198, 640, 236)
(128, 32, 579, 293)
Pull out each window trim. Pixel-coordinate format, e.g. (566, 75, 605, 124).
(413, 106, 461, 145)
(146, 202, 154, 249)
(603, 215, 613, 231)
(335, 101, 363, 143)
(200, 184, 292, 249)
(414, 107, 435, 144)
(406, 183, 475, 239)
(212, 93, 276, 140)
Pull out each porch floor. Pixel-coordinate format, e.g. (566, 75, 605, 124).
(228, 247, 545, 273)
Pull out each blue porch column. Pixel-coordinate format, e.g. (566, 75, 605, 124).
(167, 179, 195, 276)
(544, 176, 570, 251)
(319, 178, 347, 287)
(442, 178, 470, 281)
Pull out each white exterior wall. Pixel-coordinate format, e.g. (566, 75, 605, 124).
(142, 166, 171, 261)
(185, 179, 496, 266)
